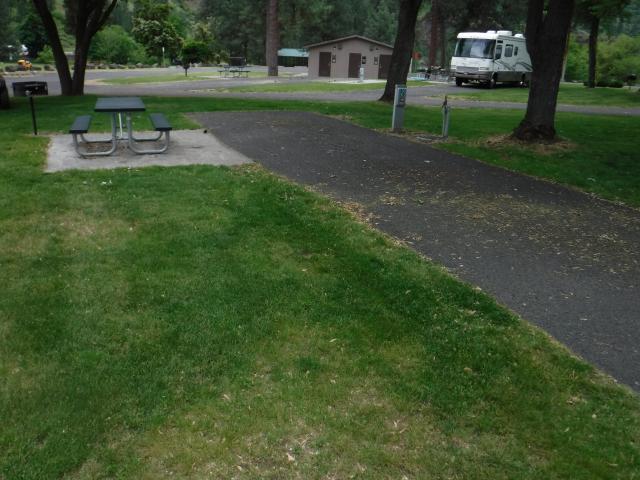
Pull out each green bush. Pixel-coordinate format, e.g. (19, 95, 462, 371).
(598, 35, 640, 85)
(181, 40, 211, 65)
(36, 46, 54, 65)
(565, 40, 588, 82)
(90, 25, 149, 65)
(564, 35, 640, 84)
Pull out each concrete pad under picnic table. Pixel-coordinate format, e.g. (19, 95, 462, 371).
(46, 129, 252, 172)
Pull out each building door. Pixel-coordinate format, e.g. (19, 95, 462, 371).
(318, 51, 331, 77)
(348, 53, 361, 78)
(378, 54, 392, 79)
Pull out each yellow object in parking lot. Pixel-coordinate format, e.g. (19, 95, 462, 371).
(17, 59, 32, 70)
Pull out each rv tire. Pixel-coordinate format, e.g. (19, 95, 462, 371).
(520, 74, 529, 88)
(487, 74, 497, 89)
(455, 77, 463, 87)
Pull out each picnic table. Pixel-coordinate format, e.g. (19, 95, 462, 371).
(70, 97, 172, 157)
(217, 65, 250, 78)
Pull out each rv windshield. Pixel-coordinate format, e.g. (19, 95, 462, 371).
(454, 39, 495, 59)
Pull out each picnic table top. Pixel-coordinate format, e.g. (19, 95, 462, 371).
(95, 97, 146, 113)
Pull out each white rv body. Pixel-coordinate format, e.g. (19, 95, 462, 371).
(450, 30, 532, 87)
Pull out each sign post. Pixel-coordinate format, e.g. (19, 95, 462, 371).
(392, 84, 407, 132)
(28, 93, 37, 136)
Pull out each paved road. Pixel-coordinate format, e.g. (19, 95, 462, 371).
(194, 111, 640, 391)
(5, 68, 639, 116)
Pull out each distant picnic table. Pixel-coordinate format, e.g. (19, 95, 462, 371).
(218, 64, 250, 78)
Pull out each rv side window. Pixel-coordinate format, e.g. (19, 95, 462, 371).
(495, 44, 502, 60)
(454, 39, 496, 59)
(514, 46, 519, 56)
(505, 45, 513, 57)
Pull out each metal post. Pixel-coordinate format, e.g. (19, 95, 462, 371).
(441, 95, 450, 139)
(28, 92, 37, 135)
(392, 84, 407, 132)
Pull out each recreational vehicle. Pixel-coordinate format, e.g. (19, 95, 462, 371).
(450, 31, 532, 88)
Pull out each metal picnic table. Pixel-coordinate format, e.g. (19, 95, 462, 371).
(70, 97, 172, 157)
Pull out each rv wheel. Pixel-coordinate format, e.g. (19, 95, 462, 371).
(487, 75, 497, 89)
(520, 75, 529, 88)
(455, 77, 463, 87)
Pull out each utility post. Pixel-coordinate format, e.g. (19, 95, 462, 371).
(392, 84, 407, 132)
(441, 95, 451, 139)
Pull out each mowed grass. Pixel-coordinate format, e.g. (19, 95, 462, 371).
(101, 70, 267, 85)
(449, 82, 640, 106)
(1, 96, 639, 478)
(219, 79, 429, 93)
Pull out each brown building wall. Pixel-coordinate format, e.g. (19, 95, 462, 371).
(307, 38, 393, 80)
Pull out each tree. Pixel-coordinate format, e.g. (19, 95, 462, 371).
(32, 0, 118, 95)
(512, 0, 575, 141)
(18, 7, 48, 59)
(380, 0, 423, 102)
(132, 0, 183, 62)
(0, 0, 16, 61)
(577, 0, 631, 88)
(90, 25, 147, 64)
(266, 0, 279, 76)
(363, 0, 398, 44)
(181, 40, 209, 75)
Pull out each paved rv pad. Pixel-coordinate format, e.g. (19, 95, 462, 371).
(194, 110, 640, 391)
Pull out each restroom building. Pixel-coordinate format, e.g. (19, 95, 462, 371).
(305, 35, 394, 80)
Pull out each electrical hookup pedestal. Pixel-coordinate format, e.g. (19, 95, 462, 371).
(392, 84, 407, 132)
(441, 95, 451, 139)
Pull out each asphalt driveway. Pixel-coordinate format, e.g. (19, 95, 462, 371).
(194, 111, 640, 391)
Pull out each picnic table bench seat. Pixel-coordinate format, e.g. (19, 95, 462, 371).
(70, 114, 117, 157)
(149, 113, 172, 131)
(128, 112, 172, 154)
(70, 115, 92, 134)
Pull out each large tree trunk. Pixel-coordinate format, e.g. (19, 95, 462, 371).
(32, 0, 73, 95)
(561, 30, 571, 82)
(439, 12, 446, 67)
(428, 0, 440, 67)
(266, 0, 279, 77)
(72, 41, 90, 95)
(587, 14, 599, 88)
(513, 0, 575, 141)
(380, 0, 423, 102)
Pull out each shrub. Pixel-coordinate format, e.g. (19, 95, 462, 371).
(181, 40, 210, 66)
(36, 46, 54, 65)
(597, 35, 640, 85)
(90, 25, 149, 65)
(565, 40, 588, 82)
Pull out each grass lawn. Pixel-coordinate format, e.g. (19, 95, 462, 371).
(101, 71, 267, 85)
(448, 82, 640, 107)
(218, 79, 429, 93)
(1, 96, 639, 478)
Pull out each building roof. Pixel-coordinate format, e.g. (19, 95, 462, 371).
(304, 35, 393, 50)
(277, 48, 309, 58)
